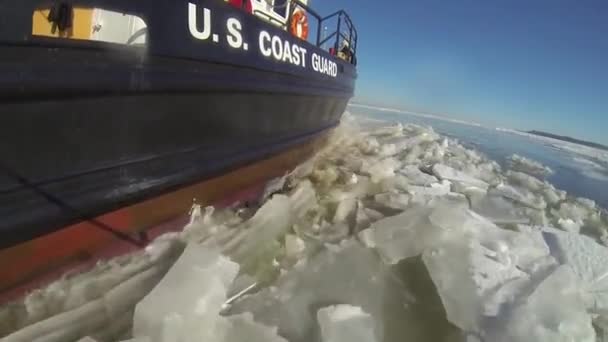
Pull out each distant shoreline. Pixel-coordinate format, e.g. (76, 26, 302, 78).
(349, 103, 607, 151)
(526, 130, 608, 151)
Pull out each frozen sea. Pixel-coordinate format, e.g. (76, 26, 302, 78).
(3, 110, 608, 342)
(349, 104, 608, 210)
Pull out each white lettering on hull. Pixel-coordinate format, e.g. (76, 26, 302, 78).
(312, 53, 338, 77)
(259, 31, 307, 68)
(188, 3, 340, 77)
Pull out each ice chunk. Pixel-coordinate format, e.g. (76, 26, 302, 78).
(378, 174, 410, 193)
(288, 156, 316, 182)
(358, 137, 381, 155)
(77, 337, 98, 342)
(317, 305, 377, 342)
(489, 183, 546, 210)
(333, 197, 357, 224)
(506, 170, 544, 192)
(432, 192, 470, 210)
(228, 240, 398, 342)
(360, 204, 521, 267)
(319, 223, 351, 244)
(363, 158, 401, 183)
(224, 313, 288, 342)
(262, 174, 289, 202)
(285, 234, 306, 261)
(385, 132, 439, 152)
(369, 123, 403, 138)
(420, 207, 554, 333)
(469, 193, 530, 225)
(451, 181, 487, 197)
(577, 197, 598, 210)
(402, 145, 422, 164)
(343, 175, 380, 199)
(550, 200, 594, 228)
(133, 244, 239, 342)
(87, 309, 133, 342)
(423, 238, 533, 333)
(410, 180, 451, 196)
(312, 167, 340, 188)
(432, 164, 489, 190)
(227, 194, 293, 261)
(354, 204, 385, 232)
(543, 228, 608, 313)
(359, 207, 435, 264)
(2, 298, 107, 342)
(485, 265, 595, 342)
(507, 154, 554, 179)
(103, 262, 170, 318)
(541, 185, 564, 205)
(399, 165, 438, 186)
(408, 180, 452, 204)
(378, 143, 397, 157)
(463, 161, 502, 184)
(371, 192, 411, 212)
(558, 218, 582, 233)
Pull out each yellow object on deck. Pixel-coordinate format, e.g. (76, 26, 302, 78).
(32, 8, 94, 39)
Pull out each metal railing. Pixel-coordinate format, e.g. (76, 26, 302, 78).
(293, 0, 357, 64)
(242, 0, 358, 65)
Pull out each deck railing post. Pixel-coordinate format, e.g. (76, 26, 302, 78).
(348, 23, 353, 51)
(334, 14, 342, 53)
(316, 17, 321, 46)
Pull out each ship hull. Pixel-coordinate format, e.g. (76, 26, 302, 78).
(0, 0, 356, 300)
(0, 131, 331, 302)
(0, 46, 347, 248)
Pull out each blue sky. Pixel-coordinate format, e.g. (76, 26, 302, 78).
(315, 0, 608, 144)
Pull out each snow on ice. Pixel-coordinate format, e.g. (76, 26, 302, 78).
(3, 114, 608, 342)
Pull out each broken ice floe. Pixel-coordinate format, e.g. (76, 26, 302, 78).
(3, 116, 608, 342)
(507, 154, 554, 179)
(317, 305, 377, 342)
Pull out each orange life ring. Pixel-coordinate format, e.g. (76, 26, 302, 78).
(290, 9, 309, 40)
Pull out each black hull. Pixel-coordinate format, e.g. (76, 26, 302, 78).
(1, 92, 345, 249)
(0, 0, 357, 249)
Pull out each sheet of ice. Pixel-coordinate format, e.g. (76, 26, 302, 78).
(261, 174, 289, 202)
(133, 244, 239, 342)
(543, 228, 608, 313)
(469, 193, 531, 225)
(317, 305, 377, 342)
(2, 237, 182, 342)
(332, 197, 357, 224)
(4, 116, 607, 342)
(383, 132, 440, 153)
(399, 165, 438, 186)
(489, 183, 546, 210)
(558, 218, 582, 233)
(227, 240, 401, 342)
(421, 207, 554, 333)
(225, 192, 296, 276)
(77, 337, 99, 342)
(507, 154, 554, 179)
(359, 206, 435, 264)
(371, 192, 411, 212)
(484, 265, 596, 342)
(284, 234, 306, 261)
(224, 313, 288, 342)
(432, 164, 489, 190)
(407, 180, 452, 203)
(363, 157, 401, 183)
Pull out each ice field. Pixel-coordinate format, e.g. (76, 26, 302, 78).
(2, 114, 608, 342)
